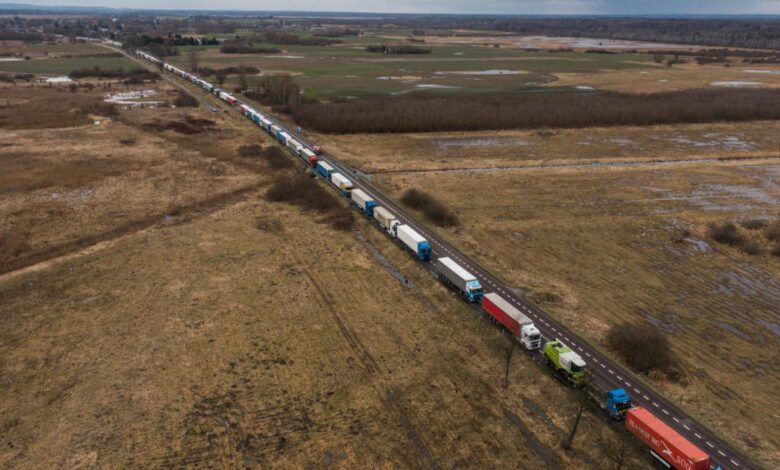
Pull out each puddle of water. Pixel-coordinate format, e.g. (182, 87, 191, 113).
(714, 321, 752, 341)
(652, 133, 755, 151)
(743, 69, 780, 75)
(710, 81, 764, 87)
(645, 313, 678, 333)
(683, 237, 711, 252)
(45, 76, 72, 83)
(435, 69, 525, 76)
(432, 137, 530, 150)
(756, 319, 780, 337)
(415, 84, 458, 89)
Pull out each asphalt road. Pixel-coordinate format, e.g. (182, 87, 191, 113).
(125, 46, 756, 470)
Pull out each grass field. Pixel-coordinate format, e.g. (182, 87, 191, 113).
(0, 178, 654, 469)
(0, 79, 269, 273)
(0, 56, 137, 74)
(315, 120, 780, 173)
(169, 31, 664, 99)
(373, 160, 780, 468)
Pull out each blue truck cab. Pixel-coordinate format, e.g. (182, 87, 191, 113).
(605, 388, 632, 420)
(364, 200, 377, 218)
(464, 279, 484, 303)
(418, 241, 432, 261)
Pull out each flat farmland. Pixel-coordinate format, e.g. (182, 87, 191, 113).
(168, 32, 663, 99)
(0, 79, 267, 273)
(317, 120, 780, 173)
(373, 161, 780, 467)
(0, 196, 653, 469)
(0, 56, 136, 74)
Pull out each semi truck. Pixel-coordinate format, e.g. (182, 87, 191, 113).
(436, 257, 484, 303)
(397, 225, 432, 261)
(585, 385, 632, 420)
(373, 207, 400, 237)
(482, 293, 540, 349)
(543, 339, 586, 386)
(330, 172, 353, 196)
(316, 161, 334, 179)
(278, 131, 289, 146)
(351, 189, 377, 217)
(626, 407, 711, 470)
(302, 148, 318, 167)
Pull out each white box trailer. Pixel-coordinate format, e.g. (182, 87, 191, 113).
(436, 257, 483, 303)
(397, 225, 431, 261)
(373, 207, 400, 236)
(351, 189, 377, 217)
(330, 172, 353, 195)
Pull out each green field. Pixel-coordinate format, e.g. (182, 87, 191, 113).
(0, 56, 137, 74)
(169, 31, 660, 99)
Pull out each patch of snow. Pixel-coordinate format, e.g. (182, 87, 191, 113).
(0, 57, 23, 62)
(658, 79, 669, 82)
(266, 55, 303, 59)
(575, 85, 595, 91)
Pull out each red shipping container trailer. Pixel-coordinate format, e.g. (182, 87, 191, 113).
(625, 407, 710, 470)
(483, 293, 522, 336)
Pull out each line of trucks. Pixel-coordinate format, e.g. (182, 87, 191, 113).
(133, 47, 725, 470)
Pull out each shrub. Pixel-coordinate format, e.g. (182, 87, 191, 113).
(400, 188, 459, 227)
(261, 146, 294, 169)
(771, 244, 780, 258)
(174, 91, 198, 108)
(764, 223, 780, 242)
(740, 241, 762, 255)
(708, 222, 743, 246)
(741, 219, 767, 230)
(119, 138, 137, 146)
(366, 45, 431, 54)
(321, 209, 354, 231)
(264, 174, 339, 212)
(238, 144, 263, 158)
(606, 324, 676, 375)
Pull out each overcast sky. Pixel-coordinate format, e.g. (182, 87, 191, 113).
(13, 0, 780, 15)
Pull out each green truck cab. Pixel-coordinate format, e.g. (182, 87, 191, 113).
(543, 339, 587, 386)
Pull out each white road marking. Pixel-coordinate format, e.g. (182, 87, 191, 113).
(643, 395, 650, 400)
(672, 417, 679, 423)
(695, 433, 702, 439)
(706, 442, 714, 448)
(652, 402, 659, 408)
(662, 409, 669, 415)
(731, 459, 739, 466)
(683, 425, 690, 431)
(718, 451, 726, 457)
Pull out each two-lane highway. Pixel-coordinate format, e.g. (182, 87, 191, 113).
(124, 46, 756, 470)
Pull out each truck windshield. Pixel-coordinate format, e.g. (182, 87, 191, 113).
(616, 402, 632, 410)
(570, 364, 584, 373)
(529, 334, 540, 341)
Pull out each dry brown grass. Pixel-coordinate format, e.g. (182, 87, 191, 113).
(0, 82, 268, 274)
(0, 199, 652, 469)
(0, 86, 117, 129)
(375, 163, 780, 468)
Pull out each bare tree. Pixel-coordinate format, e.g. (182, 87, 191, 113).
(187, 50, 199, 72)
(503, 337, 516, 388)
(216, 73, 226, 87)
(562, 398, 585, 450)
(597, 430, 631, 470)
(238, 65, 249, 91)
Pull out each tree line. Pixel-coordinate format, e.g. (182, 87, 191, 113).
(289, 89, 780, 134)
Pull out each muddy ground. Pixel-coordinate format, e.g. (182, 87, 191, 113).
(376, 161, 780, 468)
